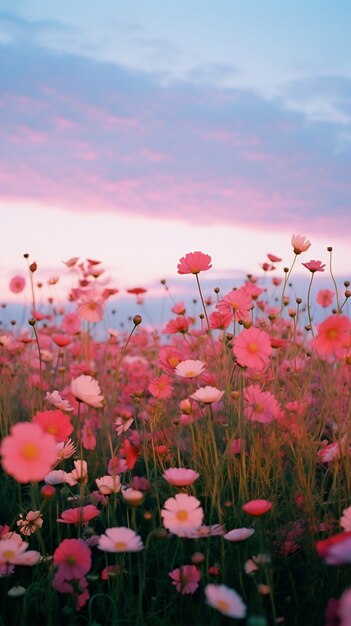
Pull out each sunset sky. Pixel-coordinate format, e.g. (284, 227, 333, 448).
(1, 1, 350, 306)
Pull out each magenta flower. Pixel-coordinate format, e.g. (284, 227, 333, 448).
(169, 564, 201, 594)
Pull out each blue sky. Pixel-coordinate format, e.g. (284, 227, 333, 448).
(1, 0, 350, 303)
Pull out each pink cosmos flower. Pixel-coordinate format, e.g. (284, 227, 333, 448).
(302, 259, 326, 273)
(0, 422, 58, 483)
(205, 584, 246, 618)
(95, 475, 121, 495)
(242, 499, 272, 516)
(98, 527, 143, 552)
(162, 317, 190, 335)
(175, 360, 206, 378)
(161, 493, 204, 537)
(0, 536, 41, 567)
(9, 275, 26, 294)
(340, 507, 351, 531)
(233, 327, 272, 371)
(65, 459, 88, 485)
(148, 374, 173, 399)
(291, 234, 311, 254)
(45, 390, 74, 412)
(209, 310, 233, 330)
(57, 504, 99, 525)
(177, 251, 212, 275)
(53, 539, 91, 579)
(267, 253, 282, 263)
(163, 468, 200, 487)
(313, 315, 351, 358)
(216, 288, 252, 323)
(17, 511, 43, 536)
(32, 409, 73, 442)
(81, 419, 96, 450)
(224, 528, 255, 542)
(316, 289, 334, 308)
(169, 564, 201, 594)
(71, 375, 104, 408)
(190, 386, 224, 404)
(244, 384, 280, 423)
(77, 296, 104, 323)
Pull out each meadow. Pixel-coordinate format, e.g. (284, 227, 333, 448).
(0, 237, 350, 626)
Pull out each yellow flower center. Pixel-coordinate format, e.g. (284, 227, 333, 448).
(3, 550, 15, 560)
(115, 542, 127, 550)
(254, 403, 263, 414)
(327, 328, 338, 340)
(216, 600, 230, 611)
(47, 424, 58, 434)
(21, 442, 39, 460)
(248, 342, 258, 353)
(186, 370, 196, 377)
(176, 510, 188, 521)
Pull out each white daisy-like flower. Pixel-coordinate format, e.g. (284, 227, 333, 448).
(205, 583, 246, 618)
(190, 386, 224, 404)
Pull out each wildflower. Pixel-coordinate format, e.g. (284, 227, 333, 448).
(148, 374, 173, 399)
(45, 390, 74, 412)
(175, 360, 206, 379)
(302, 259, 326, 273)
(233, 327, 272, 371)
(53, 539, 91, 579)
(313, 315, 351, 358)
(177, 251, 212, 275)
(57, 505, 99, 525)
(190, 386, 224, 404)
(316, 289, 334, 308)
(71, 375, 104, 408)
(115, 415, 134, 436)
(95, 475, 121, 495)
(44, 469, 68, 485)
(186, 524, 225, 538)
(216, 288, 252, 323)
(163, 468, 200, 487)
(224, 528, 255, 542)
(242, 499, 272, 516)
(162, 317, 190, 335)
(169, 565, 201, 594)
(56, 439, 76, 461)
(205, 583, 246, 618)
(65, 460, 88, 486)
(161, 493, 204, 537)
(51, 334, 72, 348)
(244, 384, 280, 423)
(291, 234, 311, 255)
(0, 534, 41, 567)
(0, 422, 57, 483)
(121, 488, 144, 506)
(32, 409, 73, 442)
(77, 296, 104, 323)
(267, 253, 282, 263)
(9, 276, 26, 294)
(17, 511, 43, 536)
(98, 527, 143, 552)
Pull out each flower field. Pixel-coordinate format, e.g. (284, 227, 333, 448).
(0, 237, 351, 626)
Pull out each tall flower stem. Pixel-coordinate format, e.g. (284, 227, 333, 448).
(306, 273, 315, 338)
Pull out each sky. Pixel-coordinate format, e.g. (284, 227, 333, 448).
(1, 0, 350, 308)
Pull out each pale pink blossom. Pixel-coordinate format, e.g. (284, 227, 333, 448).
(71, 375, 104, 408)
(175, 360, 206, 379)
(291, 234, 311, 255)
(163, 468, 200, 487)
(161, 493, 204, 537)
(205, 584, 246, 618)
(190, 386, 224, 404)
(98, 527, 143, 552)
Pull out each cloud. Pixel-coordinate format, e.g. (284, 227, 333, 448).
(0, 31, 351, 238)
